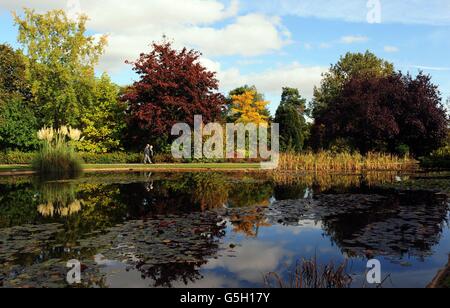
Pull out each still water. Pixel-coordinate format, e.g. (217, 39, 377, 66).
(0, 172, 449, 288)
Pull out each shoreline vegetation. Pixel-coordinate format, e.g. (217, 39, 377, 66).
(0, 151, 419, 177)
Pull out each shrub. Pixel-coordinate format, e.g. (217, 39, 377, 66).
(0, 151, 35, 164)
(32, 126, 83, 179)
(420, 146, 450, 169)
(80, 152, 143, 164)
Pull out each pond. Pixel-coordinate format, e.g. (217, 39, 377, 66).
(0, 171, 449, 288)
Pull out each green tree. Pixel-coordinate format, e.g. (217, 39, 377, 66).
(280, 87, 306, 114)
(275, 88, 308, 152)
(76, 74, 126, 153)
(13, 9, 108, 128)
(0, 44, 30, 102)
(0, 98, 39, 151)
(312, 51, 394, 119)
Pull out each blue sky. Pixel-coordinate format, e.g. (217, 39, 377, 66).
(1, 0, 450, 114)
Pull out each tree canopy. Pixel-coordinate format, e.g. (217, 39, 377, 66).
(312, 72, 448, 156)
(230, 90, 269, 125)
(14, 9, 108, 128)
(123, 41, 225, 148)
(76, 74, 126, 153)
(312, 51, 394, 119)
(0, 44, 30, 103)
(275, 87, 308, 152)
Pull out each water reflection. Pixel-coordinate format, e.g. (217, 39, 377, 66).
(36, 181, 82, 217)
(0, 172, 449, 288)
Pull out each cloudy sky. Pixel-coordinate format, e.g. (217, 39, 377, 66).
(1, 0, 449, 113)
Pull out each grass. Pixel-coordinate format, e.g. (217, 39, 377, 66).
(0, 163, 262, 174)
(84, 163, 260, 169)
(0, 165, 30, 170)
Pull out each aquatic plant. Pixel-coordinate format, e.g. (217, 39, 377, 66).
(33, 126, 83, 179)
(264, 257, 352, 288)
(275, 152, 417, 173)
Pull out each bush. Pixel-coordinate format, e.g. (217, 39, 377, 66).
(33, 127, 83, 179)
(80, 152, 143, 164)
(420, 146, 450, 169)
(0, 151, 35, 164)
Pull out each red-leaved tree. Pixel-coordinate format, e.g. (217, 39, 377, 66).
(312, 72, 448, 156)
(123, 42, 225, 148)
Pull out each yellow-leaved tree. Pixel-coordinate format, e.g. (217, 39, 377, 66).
(231, 90, 269, 126)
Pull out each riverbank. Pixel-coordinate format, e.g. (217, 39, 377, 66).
(0, 163, 263, 176)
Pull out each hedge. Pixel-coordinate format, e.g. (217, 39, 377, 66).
(0, 151, 264, 165)
(0, 151, 36, 164)
(419, 146, 450, 170)
(0, 151, 144, 165)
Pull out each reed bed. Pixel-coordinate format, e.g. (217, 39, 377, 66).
(276, 152, 417, 173)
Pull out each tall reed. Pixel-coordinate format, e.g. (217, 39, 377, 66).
(33, 126, 83, 179)
(276, 151, 417, 173)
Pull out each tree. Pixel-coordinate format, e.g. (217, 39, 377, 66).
(312, 72, 448, 156)
(76, 74, 126, 153)
(275, 88, 308, 152)
(230, 90, 269, 125)
(224, 85, 270, 122)
(0, 44, 30, 102)
(0, 98, 39, 151)
(280, 87, 306, 114)
(312, 51, 394, 119)
(123, 41, 225, 148)
(14, 9, 108, 128)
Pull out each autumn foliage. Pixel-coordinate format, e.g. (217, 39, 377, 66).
(231, 90, 269, 125)
(123, 42, 225, 147)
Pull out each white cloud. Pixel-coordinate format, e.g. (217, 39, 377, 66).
(217, 62, 327, 99)
(340, 35, 369, 44)
(384, 45, 399, 53)
(1, 0, 290, 71)
(245, 0, 450, 26)
(410, 65, 450, 72)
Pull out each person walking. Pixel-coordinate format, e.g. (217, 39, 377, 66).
(144, 144, 153, 164)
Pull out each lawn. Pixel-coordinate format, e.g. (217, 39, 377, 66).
(0, 163, 262, 174)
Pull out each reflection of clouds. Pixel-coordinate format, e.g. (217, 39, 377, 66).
(204, 240, 291, 283)
(101, 261, 242, 288)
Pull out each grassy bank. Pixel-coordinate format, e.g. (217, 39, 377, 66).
(0, 151, 419, 176)
(0, 163, 262, 175)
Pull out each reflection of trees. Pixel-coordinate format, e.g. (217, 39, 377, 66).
(229, 208, 271, 237)
(321, 190, 449, 259)
(80, 212, 228, 288)
(117, 173, 273, 215)
(272, 172, 401, 194)
(0, 183, 39, 228)
(228, 181, 272, 208)
(137, 261, 206, 288)
(271, 189, 449, 259)
(191, 173, 230, 211)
